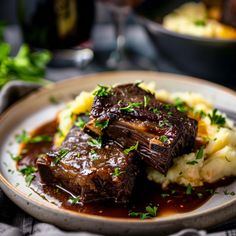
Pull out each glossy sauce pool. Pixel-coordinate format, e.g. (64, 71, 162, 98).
(17, 119, 221, 218)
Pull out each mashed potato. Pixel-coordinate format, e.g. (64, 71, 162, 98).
(55, 82, 236, 188)
(148, 89, 236, 188)
(163, 2, 236, 39)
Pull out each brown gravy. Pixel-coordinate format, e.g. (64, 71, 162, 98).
(17, 119, 226, 218)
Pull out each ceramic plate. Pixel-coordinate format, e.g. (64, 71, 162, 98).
(1, 71, 236, 236)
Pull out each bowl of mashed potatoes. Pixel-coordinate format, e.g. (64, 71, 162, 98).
(134, 0, 236, 84)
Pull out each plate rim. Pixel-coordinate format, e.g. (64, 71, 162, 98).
(1, 70, 236, 224)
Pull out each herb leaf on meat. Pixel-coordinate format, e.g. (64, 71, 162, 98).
(123, 142, 139, 155)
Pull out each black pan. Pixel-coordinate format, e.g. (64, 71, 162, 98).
(134, 0, 236, 86)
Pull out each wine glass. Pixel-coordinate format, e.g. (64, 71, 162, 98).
(100, 0, 143, 69)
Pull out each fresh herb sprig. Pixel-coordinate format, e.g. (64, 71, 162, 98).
(87, 137, 102, 148)
(95, 119, 109, 129)
(53, 149, 69, 164)
(208, 109, 226, 127)
(74, 117, 86, 129)
(120, 102, 143, 113)
(112, 167, 124, 177)
(123, 142, 139, 155)
(68, 196, 81, 204)
(16, 131, 52, 144)
(129, 205, 158, 220)
(93, 85, 111, 97)
(0, 43, 51, 89)
(19, 165, 37, 186)
(8, 151, 22, 161)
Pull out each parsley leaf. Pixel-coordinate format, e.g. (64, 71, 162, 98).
(95, 119, 109, 129)
(186, 184, 193, 195)
(112, 167, 124, 177)
(196, 146, 204, 160)
(16, 131, 51, 144)
(74, 117, 86, 129)
(186, 160, 198, 165)
(208, 109, 226, 127)
(87, 137, 102, 148)
(174, 98, 188, 113)
(93, 85, 111, 97)
(129, 205, 158, 219)
(120, 102, 142, 112)
(123, 142, 139, 155)
(30, 135, 52, 143)
(89, 149, 99, 161)
(159, 135, 169, 143)
(0, 44, 51, 89)
(68, 196, 81, 204)
(53, 149, 69, 164)
(16, 130, 29, 143)
(224, 190, 235, 196)
(8, 151, 22, 161)
(19, 166, 37, 186)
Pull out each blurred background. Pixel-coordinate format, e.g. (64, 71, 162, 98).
(0, 0, 235, 87)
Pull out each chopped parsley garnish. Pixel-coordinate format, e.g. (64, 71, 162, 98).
(196, 146, 204, 160)
(224, 190, 235, 196)
(19, 166, 37, 186)
(144, 96, 150, 108)
(120, 102, 143, 113)
(163, 104, 172, 111)
(30, 135, 52, 143)
(149, 107, 160, 114)
(53, 149, 69, 164)
(93, 85, 111, 97)
(16, 130, 29, 143)
(159, 135, 169, 143)
(186, 160, 198, 165)
(16, 130, 52, 144)
(87, 137, 102, 148)
(174, 98, 188, 113)
(8, 151, 22, 161)
(123, 142, 139, 155)
(95, 119, 109, 129)
(194, 19, 206, 27)
(68, 196, 81, 204)
(161, 193, 170, 198)
(112, 167, 124, 177)
(74, 117, 86, 129)
(186, 146, 204, 165)
(90, 149, 99, 161)
(194, 110, 206, 119)
(186, 184, 193, 195)
(159, 119, 171, 128)
(208, 109, 226, 127)
(129, 205, 158, 220)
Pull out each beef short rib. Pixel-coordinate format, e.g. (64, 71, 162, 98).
(85, 83, 198, 174)
(37, 125, 139, 204)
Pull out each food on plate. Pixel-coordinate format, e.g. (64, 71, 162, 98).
(15, 82, 236, 218)
(163, 2, 236, 39)
(84, 83, 197, 174)
(37, 118, 139, 204)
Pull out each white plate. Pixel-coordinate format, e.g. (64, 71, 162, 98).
(1, 71, 236, 236)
